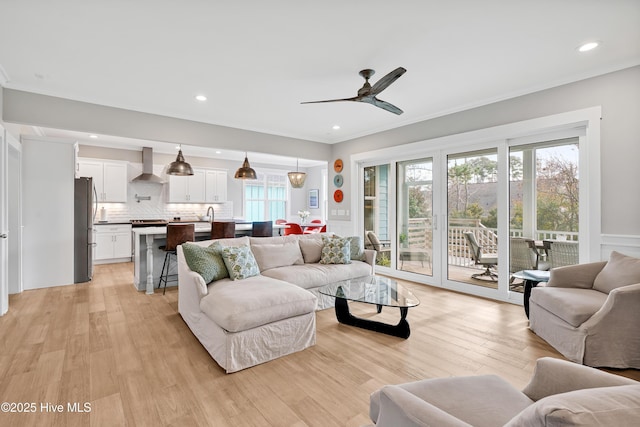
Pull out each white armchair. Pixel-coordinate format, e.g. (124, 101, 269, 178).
(529, 251, 640, 368)
(367, 357, 640, 427)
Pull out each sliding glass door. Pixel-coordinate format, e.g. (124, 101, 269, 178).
(397, 158, 433, 276)
(509, 138, 580, 292)
(355, 108, 597, 302)
(446, 149, 499, 289)
(363, 164, 391, 267)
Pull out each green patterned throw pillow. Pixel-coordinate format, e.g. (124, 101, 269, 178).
(348, 236, 366, 261)
(182, 242, 229, 283)
(221, 245, 260, 280)
(320, 235, 351, 265)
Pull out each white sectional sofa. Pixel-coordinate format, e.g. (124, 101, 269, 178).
(177, 233, 376, 373)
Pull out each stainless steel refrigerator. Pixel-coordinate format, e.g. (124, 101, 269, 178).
(74, 177, 96, 283)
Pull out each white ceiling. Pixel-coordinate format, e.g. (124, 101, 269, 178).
(1, 0, 639, 151)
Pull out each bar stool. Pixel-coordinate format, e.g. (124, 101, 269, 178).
(211, 221, 236, 239)
(252, 220, 273, 237)
(158, 223, 195, 294)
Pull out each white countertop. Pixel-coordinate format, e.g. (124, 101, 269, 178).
(132, 223, 286, 236)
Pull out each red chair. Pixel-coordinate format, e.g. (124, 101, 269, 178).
(275, 219, 287, 224)
(303, 219, 323, 234)
(284, 223, 304, 235)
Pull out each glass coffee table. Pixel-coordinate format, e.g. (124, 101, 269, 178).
(318, 276, 420, 339)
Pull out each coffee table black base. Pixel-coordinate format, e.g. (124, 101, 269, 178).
(523, 279, 540, 319)
(334, 297, 411, 339)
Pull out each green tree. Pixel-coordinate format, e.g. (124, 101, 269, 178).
(536, 155, 579, 232)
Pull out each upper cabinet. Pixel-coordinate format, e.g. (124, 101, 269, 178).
(205, 170, 228, 202)
(168, 168, 227, 203)
(167, 169, 206, 203)
(77, 159, 128, 202)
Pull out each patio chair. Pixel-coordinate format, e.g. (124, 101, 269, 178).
(543, 239, 579, 268)
(509, 237, 549, 284)
(366, 231, 392, 262)
(464, 231, 498, 281)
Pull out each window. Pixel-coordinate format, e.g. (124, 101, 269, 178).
(244, 172, 287, 221)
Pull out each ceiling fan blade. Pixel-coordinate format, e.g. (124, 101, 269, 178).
(370, 97, 404, 115)
(301, 96, 359, 104)
(371, 67, 407, 95)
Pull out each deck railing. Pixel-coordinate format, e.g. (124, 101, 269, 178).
(395, 218, 578, 268)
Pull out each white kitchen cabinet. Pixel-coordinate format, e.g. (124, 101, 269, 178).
(205, 170, 227, 202)
(77, 159, 128, 202)
(167, 169, 206, 203)
(95, 224, 132, 263)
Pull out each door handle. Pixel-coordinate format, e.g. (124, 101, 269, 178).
(0, 233, 7, 239)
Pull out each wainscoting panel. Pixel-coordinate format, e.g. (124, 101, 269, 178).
(600, 234, 640, 259)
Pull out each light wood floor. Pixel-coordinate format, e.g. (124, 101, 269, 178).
(1, 263, 638, 427)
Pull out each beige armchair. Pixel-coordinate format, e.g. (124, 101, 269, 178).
(367, 357, 640, 427)
(529, 251, 640, 368)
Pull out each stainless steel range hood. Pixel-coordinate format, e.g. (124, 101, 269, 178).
(131, 147, 165, 184)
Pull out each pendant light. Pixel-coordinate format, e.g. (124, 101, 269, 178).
(287, 158, 307, 188)
(167, 145, 194, 176)
(234, 152, 257, 180)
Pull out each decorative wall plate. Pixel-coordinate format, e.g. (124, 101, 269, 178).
(333, 174, 344, 188)
(333, 158, 343, 173)
(333, 189, 344, 203)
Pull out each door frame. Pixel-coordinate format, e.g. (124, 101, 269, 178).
(0, 125, 8, 315)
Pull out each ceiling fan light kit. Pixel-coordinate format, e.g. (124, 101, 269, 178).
(166, 145, 195, 176)
(302, 67, 406, 115)
(234, 152, 257, 180)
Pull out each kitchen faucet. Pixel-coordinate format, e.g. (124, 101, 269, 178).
(206, 206, 215, 223)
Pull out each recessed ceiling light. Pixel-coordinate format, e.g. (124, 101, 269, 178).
(578, 41, 599, 52)
(195, 94, 207, 102)
(215, 150, 221, 154)
(89, 134, 98, 139)
(332, 125, 341, 130)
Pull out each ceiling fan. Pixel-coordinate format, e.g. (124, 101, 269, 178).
(301, 67, 407, 115)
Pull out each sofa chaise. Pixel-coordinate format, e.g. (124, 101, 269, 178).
(177, 233, 375, 373)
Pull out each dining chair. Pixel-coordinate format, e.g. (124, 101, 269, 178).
(303, 219, 323, 234)
(284, 223, 304, 235)
(252, 221, 273, 237)
(275, 219, 287, 224)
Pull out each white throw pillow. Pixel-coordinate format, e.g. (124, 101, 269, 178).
(250, 240, 304, 271)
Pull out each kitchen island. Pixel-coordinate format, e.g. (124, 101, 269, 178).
(133, 222, 287, 294)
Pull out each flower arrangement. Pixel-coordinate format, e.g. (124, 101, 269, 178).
(298, 210, 310, 224)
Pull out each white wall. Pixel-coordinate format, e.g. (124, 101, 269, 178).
(22, 137, 75, 289)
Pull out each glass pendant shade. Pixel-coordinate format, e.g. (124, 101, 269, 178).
(288, 159, 307, 188)
(234, 153, 257, 180)
(167, 148, 194, 176)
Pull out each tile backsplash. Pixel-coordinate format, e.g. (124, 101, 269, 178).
(97, 181, 233, 222)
